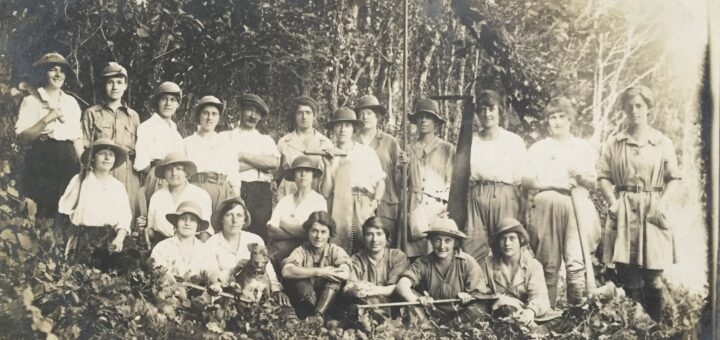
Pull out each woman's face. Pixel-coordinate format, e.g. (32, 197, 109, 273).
(176, 213, 199, 238)
(623, 95, 649, 127)
(414, 113, 437, 136)
(547, 111, 571, 138)
(476, 104, 500, 129)
(499, 232, 521, 258)
(333, 122, 354, 144)
(164, 164, 188, 187)
(93, 149, 116, 172)
(357, 109, 378, 130)
(222, 205, 247, 235)
(294, 168, 314, 189)
(308, 222, 331, 249)
(295, 105, 315, 130)
(363, 226, 387, 253)
(198, 105, 220, 133)
(46, 65, 66, 90)
(157, 94, 179, 118)
(105, 76, 127, 101)
(431, 235, 455, 260)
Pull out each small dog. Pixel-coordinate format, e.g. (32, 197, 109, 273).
(234, 243, 272, 303)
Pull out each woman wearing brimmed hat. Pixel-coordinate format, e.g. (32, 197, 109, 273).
(150, 200, 213, 278)
(485, 218, 552, 327)
(465, 90, 527, 263)
(58, 138, 132, 268)
(353, 95, 403, 247)
(142, 152, 213, 244)
(396, 216, 492, 326)
(522, 97, 602, 307)
(267, 155, 328, 268)
(276, 96, 333, 198)
(134, 81, 184, 204)
(399, 98, 455, 259)
(16, 52, 83, 218)
(221, 93, 280, 241)
(282, 211, 351, 318)
(183, 95, 238, 213)
(320, 107, 386, 255)
(597, 85, 681, 321)
(204, 197, 290, 305)
(81, 62, 142, 222)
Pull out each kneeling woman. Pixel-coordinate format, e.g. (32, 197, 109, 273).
(395, 217, 492, 325)
(281, 211, 351, 318)
(150, 200, 212, 278)
(486, 218, 552, 327)
(58, 138, 132, 269)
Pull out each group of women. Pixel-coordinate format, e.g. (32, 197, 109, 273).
(16, 52, 680, 325)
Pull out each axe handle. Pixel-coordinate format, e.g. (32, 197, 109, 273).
(304, 150, 347, 157)
(356, 295, 497, 309)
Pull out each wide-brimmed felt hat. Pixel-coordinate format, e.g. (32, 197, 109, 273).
(32, 52, 76, 82)
(191, 95, 225, 123)
(284, 155, 323, 181)
(355, 95, 387, 115)
(154, 152, 197, 179)
(491, 217, 529, 247)
(409, 98, 445, 124)
(425, 216, 467, 240)
(151, 81, 183, 103)
(240, 93, 269, 116)
(101, 62, 128, 79)
(166, 200, 210, 232)
(325, 107, 363, 129)
(82, 138, 128, 170)
(212, 197, 252, 230)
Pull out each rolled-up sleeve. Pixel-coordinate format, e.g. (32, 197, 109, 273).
(281, 246, 306, 269)
(15, 96, 41, 135)
(386, 250, 410, 284)
(661, 136, 682, 182)
(400, 259, 426, 287)
(463, 257, 492, 296)
(329, 246, 352, 267)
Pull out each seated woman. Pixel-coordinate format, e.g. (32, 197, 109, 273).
(58, 138, 132, 270)
(395, 216, 492, 326)
(150, 200, 212, 278)
(486, 218, 553, 327)
(281, 211, 351, 319)
(267, 155, 327, 268)
(344, 217, 409, 305)
(204, 197, 290, 305)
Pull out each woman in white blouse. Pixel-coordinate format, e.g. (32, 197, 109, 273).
(465, 90, 527, 262)
(16, 52, 84, 218)
(58, 138, 132, 269)
(150, 200, 213, 278)
(183, 95, 238, 218)
(321, 107, 386, 255)
(267, 155, 327, 267)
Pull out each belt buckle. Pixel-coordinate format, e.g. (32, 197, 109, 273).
(628, 185, 641, 192)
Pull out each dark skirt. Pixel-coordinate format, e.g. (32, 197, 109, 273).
(241, 181, 272, 241)
(21, 139, 79, 218)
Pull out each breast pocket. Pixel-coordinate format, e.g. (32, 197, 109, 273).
(93, 120, 114, 139)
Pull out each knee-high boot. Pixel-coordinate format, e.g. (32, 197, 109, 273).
(314, 286, 339, 315)
(644, 287, 664, 322)
(566, 269, 587, 305)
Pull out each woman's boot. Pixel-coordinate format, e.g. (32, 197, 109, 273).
(314, 286, 339, 315)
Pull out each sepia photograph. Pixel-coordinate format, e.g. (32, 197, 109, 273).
(0, 0, 717, 338)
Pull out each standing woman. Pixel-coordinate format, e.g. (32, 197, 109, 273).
(597, 85, 680, 321)
(15, 52, 83, 218)
(276, 96, 333, 198)
(400, 99, 455, 258)
(465, 90, 527, 262)
(523, 97, 602, 307)
(321, 107, 386, 255)
(183, 96, 238, 214)
(354, 95, 402, 246)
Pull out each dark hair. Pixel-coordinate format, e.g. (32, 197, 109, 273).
(31, 63, 70, 88)
(289, 98, 319, 131)
(302, 211, 336, 237)
(477, 90, 505, 121)
(490, 231, 527, 257)
(218, 202, 246, 223)
(361, 216, 392, 245)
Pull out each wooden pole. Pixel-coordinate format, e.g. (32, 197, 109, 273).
(399, 0, 409, 249)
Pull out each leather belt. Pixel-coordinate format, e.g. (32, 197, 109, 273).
(423, 192, 448, 204)
(191, 172, 227, 184)
(471, 179, 513, 186)
(617, 185, 663, 193)
(539, 188, 571, 195)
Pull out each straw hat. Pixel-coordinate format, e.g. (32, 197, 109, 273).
(425, 216, 467, 239)
(154, 152, 197, 179)
(81, 138, 128, 170)
(165, 200, 210, 232)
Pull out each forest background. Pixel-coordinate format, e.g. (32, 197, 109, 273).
(0, 0, 711, 339)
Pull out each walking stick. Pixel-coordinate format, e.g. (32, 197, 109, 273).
(64, 130, 96, 260)
(570, 186, 597, 296)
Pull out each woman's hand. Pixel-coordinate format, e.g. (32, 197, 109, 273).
(43, 108, 64, 124)
(457, 292, 474, 304)
(647, 201, 668, 229)
(418, 291, 434, 306)
(208, 283, 223, 294)
(108, 234, 125, 253)
(273, 291, 291, 306)
(515, 308, 536, 326)
(136, 216, 147, 228)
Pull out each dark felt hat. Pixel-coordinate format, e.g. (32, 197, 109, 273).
(409, 98, 445, 123)
(240, 93, 269, 116)
(284, 155, 323, 181)
(154, 152, 197, 179)
(293, 96, 320, 115)
(325, 107, 363, 129)
(82, 138, 128, 170)
(355, 95, 387, 115)
(165, 200, 210, 232)
(212, 197, 252, 230)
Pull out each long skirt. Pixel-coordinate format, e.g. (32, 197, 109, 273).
(21, 139, 79, 218)
(241, 181, 273, 241)
(189, 172, 235, 232)
(464, 182, 520, 263)
(112, 157, 141, 222)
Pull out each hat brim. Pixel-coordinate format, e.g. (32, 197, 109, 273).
(242, 101, 268, 116)
(425, 229, 467, 240)
(491, 225, 529, 247)
(409, 110, 446, 124)
(191, 102, 226, 123)
(82, 143, 128, 170)
(325, 119, 363, 129)
(166, 212, 210, 232)
(155, 160, 197, 179)
(283, 166, 323, 181)
(355, 104, 387, 116)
